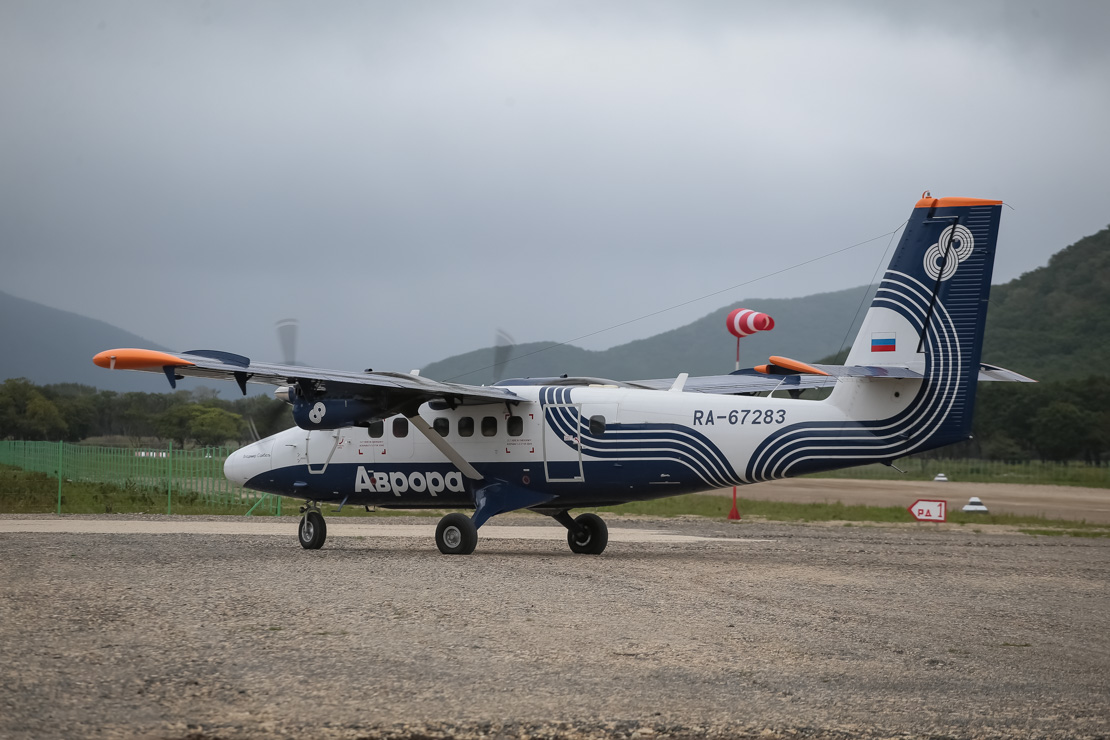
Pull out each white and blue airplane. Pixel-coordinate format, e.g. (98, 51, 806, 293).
(95, 195, 1032, 555)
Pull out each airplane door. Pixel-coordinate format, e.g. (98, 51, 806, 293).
(305, 429, 340, 474)
(542, 402, 585, 483)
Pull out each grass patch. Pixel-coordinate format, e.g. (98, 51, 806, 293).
(807, 459, 1110, 489)
(0, 466, 250, 515)
(1018, 528, 1110, 538)
(0, 465, 444, 517)
(586, 493, 1110, 531)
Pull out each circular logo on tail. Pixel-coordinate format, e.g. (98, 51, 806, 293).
(923, 224, 974, 281)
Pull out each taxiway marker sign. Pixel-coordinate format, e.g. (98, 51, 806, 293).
(908, 499, 947, 522)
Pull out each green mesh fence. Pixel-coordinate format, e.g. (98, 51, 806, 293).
(0, 441, 282, 515)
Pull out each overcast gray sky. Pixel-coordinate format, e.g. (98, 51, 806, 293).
(2, 0, 1108, 373)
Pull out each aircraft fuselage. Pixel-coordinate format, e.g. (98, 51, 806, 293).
(226, 381, 919, 508)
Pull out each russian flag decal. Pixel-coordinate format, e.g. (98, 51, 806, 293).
(871, 333, 896, 352)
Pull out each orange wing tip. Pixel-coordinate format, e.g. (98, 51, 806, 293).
(768, 356, 830, 376)
(93, 349, 194, 370)
(914, 196, 1003, 209)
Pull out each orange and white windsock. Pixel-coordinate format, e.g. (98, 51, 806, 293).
(726, 308, 774, 338)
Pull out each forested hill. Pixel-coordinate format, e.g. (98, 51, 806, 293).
(980, 225, 1110, 381)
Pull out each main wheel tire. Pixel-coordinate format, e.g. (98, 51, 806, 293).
(435, 513, 478, 555)
(298, 510, 327, 550)
(567, 512, 608, 555)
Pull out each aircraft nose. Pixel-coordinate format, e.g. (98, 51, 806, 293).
(224, 439, 274, 486)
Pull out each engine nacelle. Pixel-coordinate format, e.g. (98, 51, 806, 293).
(291, 398, 384, 430)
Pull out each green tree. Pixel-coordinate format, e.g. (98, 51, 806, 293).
(1030, 401, 1098, 462)
(155, 405, 204, 447)
(188, 407, 243, 447)
(24, 393, 68, 440)
(0, 379, 33, 438)
(0, 379, 68, 440)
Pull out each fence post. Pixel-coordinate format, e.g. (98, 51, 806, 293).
(167, 441, 173, 516)
(57, 441, 63, 515)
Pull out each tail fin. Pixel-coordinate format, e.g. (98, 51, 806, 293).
(844, 195, 1002, 445)
(745, 195, 1004, 482)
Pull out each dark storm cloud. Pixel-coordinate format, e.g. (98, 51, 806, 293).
(1, 1, 1107, 374)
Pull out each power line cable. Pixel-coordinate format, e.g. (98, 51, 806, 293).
(833, 223, 906, 361)
(446, 222, 909, 381)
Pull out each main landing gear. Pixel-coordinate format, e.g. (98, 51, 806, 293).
(435, 512, 478, 555)
(298, 504, 326, 550)
(295, 504, 608, 556)
(431, 510, 609, 556)
(553, 510, 609, 555)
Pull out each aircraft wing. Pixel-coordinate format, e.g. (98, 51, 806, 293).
(92, 348, 524, 405)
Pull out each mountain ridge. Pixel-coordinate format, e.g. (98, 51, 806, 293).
(0, 291, 176, 394)
(422, 224, 1110, 384)
(421, 284, 877, 384)
(3, 224, 1107, 391)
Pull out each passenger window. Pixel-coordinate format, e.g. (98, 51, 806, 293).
(367, 420, 384, 438)
(589, 415, 606, 435)
(392, 417, 409, 438)
(458, 416, 474, 437)
(481, 416, 497, 437)
(507, 415, 523, 436)
(433, 418, 449, 437)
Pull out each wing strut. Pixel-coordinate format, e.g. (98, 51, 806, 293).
(405, 413, 484, 481)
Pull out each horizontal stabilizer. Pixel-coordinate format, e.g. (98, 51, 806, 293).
(636, 361, 1033, 395)
(977, 363, 1037, 382)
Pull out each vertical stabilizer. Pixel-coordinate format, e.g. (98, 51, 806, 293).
(746, 195, 1003, 481)
(843, 196, 1001, 445)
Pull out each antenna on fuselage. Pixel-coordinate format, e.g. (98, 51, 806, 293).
(493, 328, 516, 383)
(276, 318, 299, 365)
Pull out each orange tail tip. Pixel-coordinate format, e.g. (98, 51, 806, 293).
(93, 349, 194, 370)
(914, 196, 1003, 209)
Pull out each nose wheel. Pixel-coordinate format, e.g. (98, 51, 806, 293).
(298, 507, 327, 550)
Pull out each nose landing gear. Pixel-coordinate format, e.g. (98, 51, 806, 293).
(298, 504, 327, 550)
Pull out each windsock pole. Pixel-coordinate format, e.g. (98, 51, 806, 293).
(728, 486, 741, 521)
(724, 307, 773, 522)
(727, 308, 775, 373)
